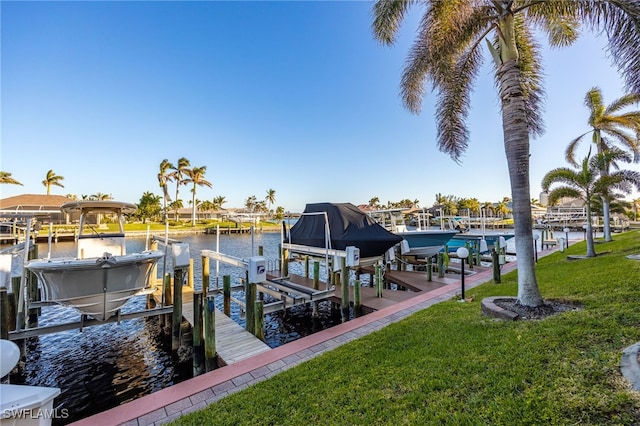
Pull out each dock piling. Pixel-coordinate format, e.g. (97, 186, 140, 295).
(192, 290, 204, 376)
(172, 268, 185, 352)
(341, 258, 349, 322)
(255, 300, 264, 341)
(223, 275, 231, 316)
(204, 296, 216, 372)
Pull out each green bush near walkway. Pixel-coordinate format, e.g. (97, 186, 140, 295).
(172, 231, 640, 425)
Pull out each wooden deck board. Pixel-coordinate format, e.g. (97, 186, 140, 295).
(153, 285, 270, 365)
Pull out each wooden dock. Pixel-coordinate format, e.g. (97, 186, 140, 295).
(153, 285, 271, 365)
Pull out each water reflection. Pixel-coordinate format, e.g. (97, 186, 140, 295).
(8, 231, 346, 424)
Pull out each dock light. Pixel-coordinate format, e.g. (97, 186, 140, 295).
(533, 234, 540, 263)
(582, 224, 587, 240)
(456, 247, 469, 301)
(563, 227, 570, 249)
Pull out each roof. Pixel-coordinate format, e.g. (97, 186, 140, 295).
(0, 194, 74, 211)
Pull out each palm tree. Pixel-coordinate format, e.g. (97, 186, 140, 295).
(565, 87, 640, 242)
(169, 157, 190, 214)
(542, 149, 640, 257)
(372, 1, 640, 307)
(158, 159, 174, 222)
(42, 169, 64, 195)
(183, 166, 212, 226)
(265, 188, 276, 216)
(213, 195, 227, 211)
(0, 171, 23, 185)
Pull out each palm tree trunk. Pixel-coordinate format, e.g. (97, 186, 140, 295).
(498, 59, 543, 307)
(585, 201, 596, 257)
(191, 190, 196, 227)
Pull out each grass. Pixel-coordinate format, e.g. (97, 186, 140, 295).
(172, 231, 640, 425)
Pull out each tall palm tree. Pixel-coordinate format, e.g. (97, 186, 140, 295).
(183, 166, 212, 226)
(372, 1, 640, 307)
(158, 159, 174, 222)
(542, 149, 640, 257)
(265, 189, 276, 216)
(213, 195, 227, 210)
(42, 169, 64, 195)
(565, 87, 640, 242)
(169, 157, 190, 210)
(0, 171, 23, 185)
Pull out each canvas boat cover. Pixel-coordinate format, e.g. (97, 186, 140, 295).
(287, 203, 403, 258)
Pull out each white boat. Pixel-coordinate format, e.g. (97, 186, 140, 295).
(25, 201, 163, 321)
(367, 208, 457, 258)
(1, 339, 61, 426)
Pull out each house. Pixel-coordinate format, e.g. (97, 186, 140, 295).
(0, 194, 73, 224)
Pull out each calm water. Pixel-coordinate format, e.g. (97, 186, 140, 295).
(6, 232, 346, 425)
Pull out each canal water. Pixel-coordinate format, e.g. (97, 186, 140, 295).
(6, 232, 346, 425)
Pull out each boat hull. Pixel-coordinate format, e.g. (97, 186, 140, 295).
(396, 230, 458, 258)
(26, 251, 163, 321)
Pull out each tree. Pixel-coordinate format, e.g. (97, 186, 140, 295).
(42, 169, 64, 195)
(265, 188, 276, 216)
(90, 192, 112, 200)
(542, 149, 640, 257)
(158, 159, 174, 223)
(136, 192, 162, 224)
(169, 157, 190, 219)
(372, 1, 640, 307)
(245, 195, 257, 211)
(0, 171, 23, 185)
(213, 195, 227, 210)
(565, 87, 640, 242)
(369, 196, 381, 208)
(183, 166, 212, 226)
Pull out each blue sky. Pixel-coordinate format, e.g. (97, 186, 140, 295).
(2, 1, 638, 213)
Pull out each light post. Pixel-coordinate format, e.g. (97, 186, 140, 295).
(563, 227, 570, 250)
(533, 233, 540, 263)
(456, 247, 469, 301)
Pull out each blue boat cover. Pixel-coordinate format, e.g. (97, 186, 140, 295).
(287, 203, 402, 258)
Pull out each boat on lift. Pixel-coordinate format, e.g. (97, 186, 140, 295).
(367, 208, 457, 258)
(25, 201, 163, 321)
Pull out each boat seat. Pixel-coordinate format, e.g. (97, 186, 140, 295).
(77, 233, 126, 259)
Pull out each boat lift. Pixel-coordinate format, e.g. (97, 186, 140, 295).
(201, 248, 338, 315)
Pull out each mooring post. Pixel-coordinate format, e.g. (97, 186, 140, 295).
(437, 252, 445, 278)
(223, 275, 231, 316)
(427, 256, 433, 282)
(162, 273, 172, 331)
(255, 300, 264, 341)
(172, 268, 184, 352)
(204, 295, 216, 372)
(188, 259, 194, 288)
(1, 288, 9, 340)
(375, 263, 383, 298)
(492, 249, 501, 283)
(312, 261, 320, 317)
(304, 256, 309, 278)
(246, 282, 256, 335)
(341, 257, 349, 322)
(354, 279, 361, 315)
(258, 245, 263, 256)
(11, 276, 21, 331)
(283, 248, 289, 276)
(201, 255, 209, 292)
(193, 290, 204, 376)
(27, 244, 39, 326)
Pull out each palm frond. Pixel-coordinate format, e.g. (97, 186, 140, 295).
(372, 0, 417, 45)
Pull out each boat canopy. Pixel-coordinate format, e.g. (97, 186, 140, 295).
(287, 203, 403, 258)
(60, 201, 137, 215)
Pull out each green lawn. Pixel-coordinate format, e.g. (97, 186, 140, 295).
(172, 231, 640, 425)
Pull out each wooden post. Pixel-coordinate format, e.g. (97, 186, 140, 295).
(258, 245, 263, 256)
(1, 289, 9, 340)
(204, 295, 217, 372)
(492, 249, 501, 283)
(255, 300, 264, 341)
(375, 263, 382, 298)
(354, 279, 361, 315)
(188, 259, 194, 287)
(11, 276, 23, 331)
(201, 255, 210, 292)
(427, 256, 433, 282)
(467, 243, 474, 270)
(193, 290, 204, 376)
(283, 248, 289, 276)
(340, 257, 349, 321)
(304, 256, 309, 278)
(162, 273, 172, 331)
(172, 268, 184, 352)
(223, 275, 231, 316)
(27, 244, 39, 326)
(246, 282, 256, 335)
(437, 252, 445, 278)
